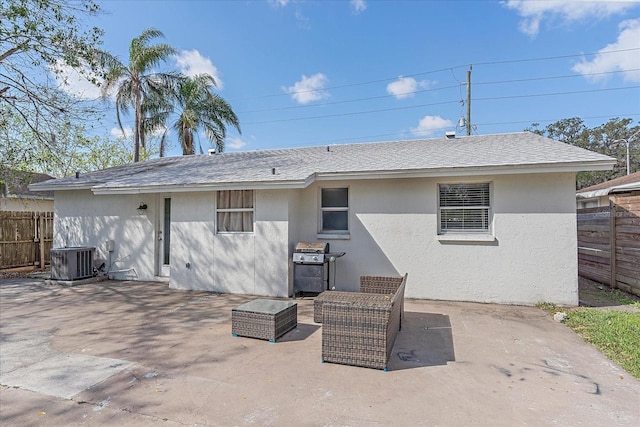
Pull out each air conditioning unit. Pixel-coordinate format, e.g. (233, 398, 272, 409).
(50, 247, 95, 281)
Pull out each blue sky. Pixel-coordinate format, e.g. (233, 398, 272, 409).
(60, 0, 640, 157)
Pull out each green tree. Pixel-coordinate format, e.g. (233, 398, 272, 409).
(1, 0, 105, 161)
(1, 106, 133, 177)
(101, 28, 181, 162)
(526, 117, 639, 189)
(160, 74, 240, 155)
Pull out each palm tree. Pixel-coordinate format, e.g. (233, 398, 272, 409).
(101, 28, 180, 162)
(162, 73, 240, 156)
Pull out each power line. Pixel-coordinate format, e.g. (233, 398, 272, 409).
(238, 66, 456, 100)
(238, 84, 460, 114)
(238, 68, 638, 116)
(244, 100, 461, 125)
(238, 47, 640, 101)
(243, 86, 639, 125)
(474, 85, 640, 102)
(305, 113, 640, 145)
(474, 69, 640, 86)
(475, 114, 640, 129)
(473, 48, 640, 67)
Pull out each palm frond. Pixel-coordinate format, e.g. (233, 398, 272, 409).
(136, 44, 177, 70)
(157, 72, 242, 156)
(114, 103, 127, 139)
(105, 28, 182, 161)
(136, 28, 165, 46)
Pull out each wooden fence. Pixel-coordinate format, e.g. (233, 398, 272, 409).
(577, 193, 640, 296)
(0, 211, 54, 269)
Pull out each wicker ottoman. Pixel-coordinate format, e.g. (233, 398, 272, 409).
(232, 299, 297, 342)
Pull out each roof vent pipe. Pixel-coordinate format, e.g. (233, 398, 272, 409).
(445, 131, 456, 139)
(75, 171, 80, 179)
(272, 167, 276, 175)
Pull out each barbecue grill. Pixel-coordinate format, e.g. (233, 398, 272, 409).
(292, 242, 344, 296)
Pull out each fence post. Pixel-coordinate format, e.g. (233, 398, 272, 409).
(609, 200, 617, 289)
(39, 213, 46, 267)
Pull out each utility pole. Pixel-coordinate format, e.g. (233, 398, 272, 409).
(614, 129, 639, 175)
(466, 65, 472, 136)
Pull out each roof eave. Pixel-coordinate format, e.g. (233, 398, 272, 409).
(576, 189, 610, 199)
(315, 160, 617, 181)
(91, 179, 310, 195)
(28, 182, 98, 192)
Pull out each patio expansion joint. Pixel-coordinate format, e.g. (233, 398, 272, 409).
(0, 332, 135, 400)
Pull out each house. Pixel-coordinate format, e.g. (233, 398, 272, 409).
(1, 169, 55, 212)
(29, 132, 615, 306)
(576, 172, 640, 209)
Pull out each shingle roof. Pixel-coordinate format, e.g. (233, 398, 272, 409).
(577, 171, 640, 193)
(30, 132, 615, 194)
(1, 169, 55, 199)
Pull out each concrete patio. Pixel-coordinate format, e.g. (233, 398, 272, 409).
(1, 278, 638, 426)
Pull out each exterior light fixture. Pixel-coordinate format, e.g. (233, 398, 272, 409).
(137, 202, 148, 215)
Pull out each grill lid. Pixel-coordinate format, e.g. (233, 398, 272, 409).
(294, 241, 329, 253)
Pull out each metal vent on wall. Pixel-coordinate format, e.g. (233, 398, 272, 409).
(51, 247, 95, 281)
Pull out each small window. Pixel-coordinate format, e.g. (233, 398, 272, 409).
(217, 190, 254, 232)
(439, 183, 490, 233)
(320, 187, 349, 233)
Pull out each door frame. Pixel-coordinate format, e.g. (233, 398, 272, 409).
(156, 195, 171, 277)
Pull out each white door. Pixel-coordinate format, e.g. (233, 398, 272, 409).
(157, 197, 171, 277)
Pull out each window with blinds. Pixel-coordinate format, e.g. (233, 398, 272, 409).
(438, 183, 491, 233)
(216, 190, 254, 232)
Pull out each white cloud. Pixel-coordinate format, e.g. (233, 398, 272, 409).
(110, 125, 165, 140)
(283, 73, 330, 104)
(572, 19, 640, 82)
(295, 8, 311, 30)
(502, 0, 638, 36)
(351, 0, 367, 14)
(174, 50, 223, 89)
(411, 115, 454, 137)
(268, 0, 290, 6)
(386, 76, 432, 99)
(226, 136, 247, 150)
(51, 60, 102, 100)
(111, 126, 132, 139)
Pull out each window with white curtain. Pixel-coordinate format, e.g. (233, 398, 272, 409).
(438, 183, 491, 233)
(216, 190, 254, 232)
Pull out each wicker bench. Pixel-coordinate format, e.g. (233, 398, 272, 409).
(314, 274, 406, 324)
(319, 274, 407, 371)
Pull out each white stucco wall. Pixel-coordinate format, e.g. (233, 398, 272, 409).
(172, 189, 290, 297)
(54, 189, 291, 296)
(169, 192, 216, 291)
(52, 171, 578, 305)
(292, 173, 578, 306)
(254, 190, 290, 296)
(53, 190, 156, 280)
(1, 197, 54, 212)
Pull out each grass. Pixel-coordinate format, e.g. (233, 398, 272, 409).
(564, 308, 640, 379)
(538, 283, 640, 380)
